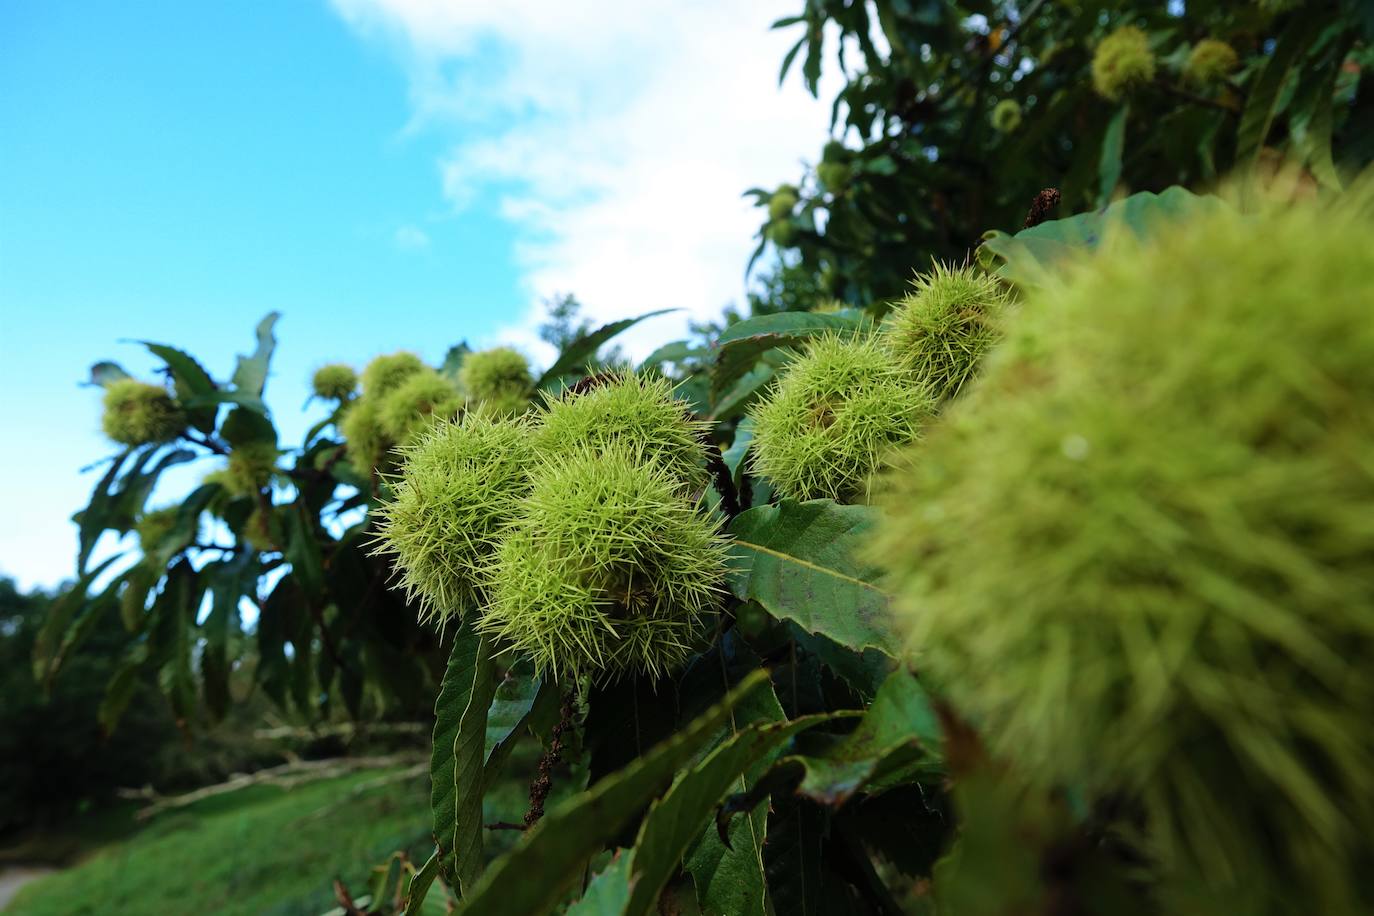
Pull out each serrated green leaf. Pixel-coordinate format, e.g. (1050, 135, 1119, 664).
(231, 312, 280, 398)
(682, 681, 786, 916)
(142, 341, 215, 396)
(99, 446, 197, 556)
(640, 339, 704, 371)
(180, 389, 269, 415)
(98, 645, 148, 734)
(150, 562, 203, 723)
(142, 341, 219, 432)
(1097, 105, 1127, 208)
(120, 563, 156, 632)
(1236, 18, 1322, 169)
(284, 503, 324, 599)
(33, 554, 122, 684)
(403, 850, 443, 916)
(566, 853, 633, 916)
(862, 154, 898, 176)
(303, 410, 341, 449)
(779, 35, 807, 86)
(711, 311, 867, 401)
(429, 622, 496, 897)
(482, 666, 553, 791)
(727, 499, 898, 656)
(220, 404, 277, 447)
(794, 628, 894, 701)
(710, 362, 775, 422)
(149, 484, 218, 569)
(88, 360, 131, 387)
(77, 449, 135, 573)
(452, 651, 500, 893)
(47, 566, 127, 683)
(1289, 41, 1349, 190)
(453, 670, 772, 916)
(788, 670, 941, 807)
(979, 187, 1229, 288)
(203, 552, 253, 720)
(536, 309, 676, 391)
(256, 574, 302, 706)
(802, 26, 822, 95)
(632, 716, 831, 916)
(721, 417, 755, 489)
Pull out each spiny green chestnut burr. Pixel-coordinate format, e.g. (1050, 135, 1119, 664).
(882, 262, 1014, 402)
(224, 442, 279, 497)
(1091, 25, 1156, 101)
(816, 161, 851, 193)
(360, 351, 425, 397)
(101, 379, 185, 446)
(868, 199, 1374, 912)
(1183, 39, 1238, 86)
(458, 347, 533, 416)
(765, 220, 797, 247)
(377, 368, 462, 444)
(311, 363, 357, 401)
(480, 442, 727, 681)
(748, 334, 932, 503)
(536, 372, 709, 491)
(372, 411, 534, 623)
(767, 185, 799, 221)
(243, 504, 278, 553)
(990, 99, 1022, 133)
(135, 506, 180, 553)
(340, 397, 391, 474)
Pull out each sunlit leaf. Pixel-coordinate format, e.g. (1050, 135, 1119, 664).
(429, 622, 495, 895)
(727, 499, 898, 656)
(231, 312, 280, 398)
(536, 309, 676, 391)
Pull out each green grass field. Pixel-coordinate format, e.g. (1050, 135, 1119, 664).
(7, 769, 434, 916)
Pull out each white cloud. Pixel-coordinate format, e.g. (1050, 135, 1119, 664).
(329, 0, 840, 362)
(394, 223, 431, 250)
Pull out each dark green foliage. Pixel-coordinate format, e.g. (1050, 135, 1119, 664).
(872, 196, 1374, 911)
(458, 348, 534, 416)
(8, 770, 435, 916)
(727, 499, 899, 656)
(0, 580, 179, 833)
(38, 6, 1374, 912)
(752, 0, 1371, 309)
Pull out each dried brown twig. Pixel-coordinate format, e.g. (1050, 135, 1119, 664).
(524, 690, 578, 828)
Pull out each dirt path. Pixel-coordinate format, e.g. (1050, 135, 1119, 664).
(0, 866, 57, 911)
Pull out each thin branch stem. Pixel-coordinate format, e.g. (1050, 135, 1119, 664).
(1153, 79, 1239, 116)
(184, 431, 230, 455)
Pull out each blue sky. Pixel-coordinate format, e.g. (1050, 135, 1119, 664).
(1, 0, 832, 590)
